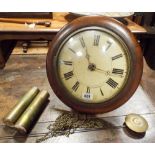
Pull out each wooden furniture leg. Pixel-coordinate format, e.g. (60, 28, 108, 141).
(144, 38, 155, 69)
(0, 40, 17, 69)
(0, 48, 5, 69)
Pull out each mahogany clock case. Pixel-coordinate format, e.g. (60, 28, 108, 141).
(46, 16, 143, 114)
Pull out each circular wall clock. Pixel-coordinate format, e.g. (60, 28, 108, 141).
(46, 16, 143, 114)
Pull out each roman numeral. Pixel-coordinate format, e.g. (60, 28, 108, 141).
(63, 61, 73, 66)
(105, 41, 112, 51)
(68, 48, 76, 54)
(106, 78, 118, 89)
(64, 71, 73, 80)
(79, 37, 85, 48)
(112, 68, 124, 75)
(100, 88, 104, 96)
(86, 87, 90, 93)
(94, 35, 100, 46)
(72, 81, 80, 92)
(112, 54, 123, 60)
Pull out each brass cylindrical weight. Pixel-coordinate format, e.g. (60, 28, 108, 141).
(3, 87, 40, 127)
(14, 90, 49, 134)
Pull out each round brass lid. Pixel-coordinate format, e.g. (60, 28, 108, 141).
(125, 113, 148, 133)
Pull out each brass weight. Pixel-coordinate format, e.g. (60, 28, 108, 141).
(125, 113, 148, 133)
(14, 90, 49, 134)
(3, 87, 40, 127)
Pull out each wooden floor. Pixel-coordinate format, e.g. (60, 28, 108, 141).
(0, 54, 155, 143)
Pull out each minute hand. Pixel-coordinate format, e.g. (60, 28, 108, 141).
(95, 68, 108, 75)
(95, 68, 123, 77)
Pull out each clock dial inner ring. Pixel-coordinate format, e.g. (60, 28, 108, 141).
(57, 27, 130, 103)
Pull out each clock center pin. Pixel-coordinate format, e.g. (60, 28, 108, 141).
(88, 63, 96, 71)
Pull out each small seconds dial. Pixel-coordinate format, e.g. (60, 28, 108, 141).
(57, 27, 130, 103)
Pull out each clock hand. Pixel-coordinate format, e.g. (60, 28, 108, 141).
(95, 68, 108, 75)
(85, 48, 91, 64)
(95, 67, 123, 77)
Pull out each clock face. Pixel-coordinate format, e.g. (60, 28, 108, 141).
(56, 27, 131, 104)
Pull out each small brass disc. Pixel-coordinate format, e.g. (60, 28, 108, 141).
(125, 113, 148, 133)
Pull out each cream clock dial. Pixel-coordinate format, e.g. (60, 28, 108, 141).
(58, 27, 130, 103)
(46, 16, 143, 113)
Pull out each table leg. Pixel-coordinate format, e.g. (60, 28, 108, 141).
(0, 48, 5, 69)
(0, 40, 17, 69)
(144, 38, 155, 70)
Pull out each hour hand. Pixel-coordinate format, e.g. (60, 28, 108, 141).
(85, 48, 91, 64)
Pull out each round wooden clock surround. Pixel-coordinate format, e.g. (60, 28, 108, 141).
(46, 16, 143, 114)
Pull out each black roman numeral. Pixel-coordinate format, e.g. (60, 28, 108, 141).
(105, 41, 112, 51)
(79, 37, 85, 48)
(64, 71, 73, 80)
(100, 88, 104, 96)
(112, 68, 124, 75)
(63, 61, 73, 66)
(106, 78, 118, 89)
(68, 48, 76, 54)
(112, 54, 123, 60)
(72, 81, 80, 92)
(86, 87, 90, 93)
(94, 35, 100, 46)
